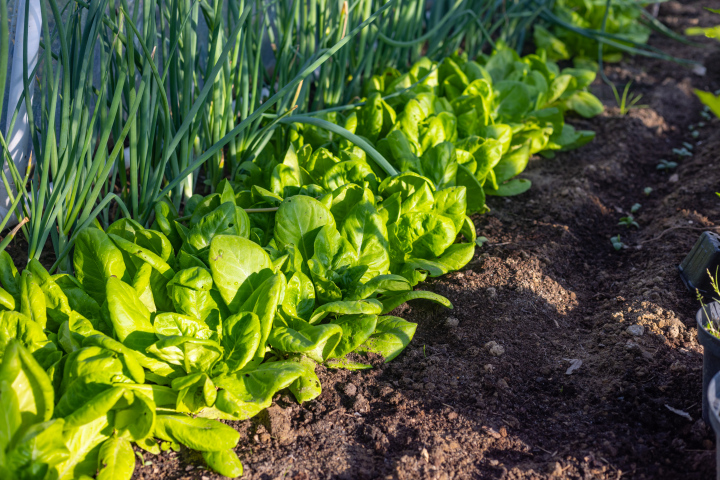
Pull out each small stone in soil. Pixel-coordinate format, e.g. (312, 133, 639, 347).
(497, 378, 509, 389)
(344, 383, 358, 396)
(485, 341, 505, 356)
(627, 324, 644, 336)
(445, 316, 460, 328)
(484, 364, 495, 372)
(486, 287, 497, 298)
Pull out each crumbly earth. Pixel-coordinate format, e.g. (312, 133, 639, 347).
(6, 1, 720, 478)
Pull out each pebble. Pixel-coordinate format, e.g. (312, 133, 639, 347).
(669, 173, 679, 183)
(627, 324, 645, 336)
(497, 378, 509, 389)
(344, 383, 357, 396)
(487, 287, 497, 298)
(485, 341, 505, 357)
(484, 364, 495, 373)
(445, 316, 460, 328)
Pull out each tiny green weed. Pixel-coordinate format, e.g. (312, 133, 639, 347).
(611, 81, 647, 115)
(475, 236, 489, 247)
(700, 269, 720, 339)
(643, 187, 653, 195)
(631, 203, 641, 213)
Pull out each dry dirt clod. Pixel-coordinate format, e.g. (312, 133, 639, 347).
(445, 316, 460, 328)
(670, 361, 686, 373)
(354, 394, 370, 413)
(256, 406, 294, 444)
(486, 287, 497, 298)
(344, 383, 358, 396)
(667, 325, 680, 339)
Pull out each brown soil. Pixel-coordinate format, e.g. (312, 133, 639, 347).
(5, 1, 720, 479)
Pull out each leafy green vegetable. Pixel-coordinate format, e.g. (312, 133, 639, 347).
(73, 228, 128, 305)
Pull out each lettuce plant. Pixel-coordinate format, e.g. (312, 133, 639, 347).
(0, 179, 454, 477)
(534, 0, 650, 62)
(264, 43, 600, 209)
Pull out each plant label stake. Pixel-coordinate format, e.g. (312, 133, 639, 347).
(679, 231, 720, 299)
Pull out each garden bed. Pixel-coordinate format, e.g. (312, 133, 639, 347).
(102, 1, 720, 478)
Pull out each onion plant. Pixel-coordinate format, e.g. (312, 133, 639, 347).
(261, 0, 553, 110)
(0, 0, 401, 269)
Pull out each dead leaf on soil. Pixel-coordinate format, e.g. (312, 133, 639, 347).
(665, 404, 692, 421)
(564, 358, 583, 375)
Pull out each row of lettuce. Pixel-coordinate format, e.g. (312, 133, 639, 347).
(248, 43, 601, 217)
(0, 44, 603, 479)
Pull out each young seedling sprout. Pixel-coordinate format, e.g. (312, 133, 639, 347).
(618, 216, 639, 228)
(672, 147, 692, 157)
(631, 203, 641, 213)
(611, 235, 626, 251)
(657, 159, 678, 172)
